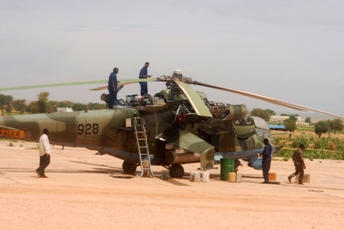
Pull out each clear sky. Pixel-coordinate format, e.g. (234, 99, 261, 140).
(1, 0, 343, 118)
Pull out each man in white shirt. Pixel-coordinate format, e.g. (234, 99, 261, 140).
(36, 128, 51, 178)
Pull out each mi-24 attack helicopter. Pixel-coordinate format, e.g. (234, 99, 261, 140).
(1, 70, 343, 178)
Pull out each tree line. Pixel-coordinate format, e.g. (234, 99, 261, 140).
(250, 108, 344, 138)
(0, 92, 105, 114)
(2, 93, 343, 137)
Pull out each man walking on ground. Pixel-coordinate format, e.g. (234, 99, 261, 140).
(36, 128, 50, 178)
(262, 138, 272, 184)
(288, 144, 306, 185)
(139, 62, 151, 96)
(108, 67, 119, 109)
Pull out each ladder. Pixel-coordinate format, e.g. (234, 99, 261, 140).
(133, 116, 154, 177)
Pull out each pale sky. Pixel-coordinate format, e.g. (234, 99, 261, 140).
(1, 0, 343, 118)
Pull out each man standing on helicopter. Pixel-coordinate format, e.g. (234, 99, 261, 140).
(139, 62, 151, 95)
(108, 67, 118, 109)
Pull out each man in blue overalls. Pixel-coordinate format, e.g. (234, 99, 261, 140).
(139, 62, 151, 96)
(108, 67, 118, 109)
(262, 138, 272, 184)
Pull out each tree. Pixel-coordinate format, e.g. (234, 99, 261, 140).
(72, 103, 86, 111)
(250, 108, 271, 121)
(37, 92, 50, 113)
(27, 101, 39, 114)
(87, 102, 106, 110)
(305, 117, 311, 123)
(0, 94, 13, 113)
(12, 99, 27, 113)
(332, 118, 344, 135)
(265, 109, 276, 115)
(314, 121, 329, 138)
(283, 118, 297, 132)
(326, 120, 334, 136)
(55, 101, 74, 108)
(288, 115, 298, 123)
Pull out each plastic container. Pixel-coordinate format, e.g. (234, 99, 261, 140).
(228, 172, 236, 183)
(190, 172, 195, 182)
(194, 172, 201, 182)
(236, 173, 242, 183)
(161, 171, 169, 180)
(202, 171, 210, 182)
(268, 172, 277, 181)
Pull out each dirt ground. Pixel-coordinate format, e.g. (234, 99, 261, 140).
(1, 140, 343, 230)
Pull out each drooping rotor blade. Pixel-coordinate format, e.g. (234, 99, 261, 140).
(89, 83, 133, 91)
(89, 86, 108, 91)
(174, 80, 213, 117)
(89, 78, 158, 91)
(194, 81, 344, 119)
(0, 80, 108, 91)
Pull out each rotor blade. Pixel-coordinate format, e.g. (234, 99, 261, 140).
(0, 80, 108, 91)
(89, 86, 108, 91)
(89, 78, 159, 91)
(89, 82, 133, 91)
(194, 81, 344, 119)
(174, 80, 213, 117)
(118, 78, 158, 83)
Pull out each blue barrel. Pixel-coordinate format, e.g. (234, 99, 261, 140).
(220, 158, 234, 181)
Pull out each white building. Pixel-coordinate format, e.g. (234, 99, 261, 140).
(57, 107, 73, 112)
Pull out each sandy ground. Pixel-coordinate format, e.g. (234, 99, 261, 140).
(1, 140, 344, 230)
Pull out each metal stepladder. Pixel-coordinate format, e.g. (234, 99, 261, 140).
(133, 116, 154, 177)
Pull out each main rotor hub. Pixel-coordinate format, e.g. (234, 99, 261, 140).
(172, 69, 183, 79)
(157, 70, 194, 84)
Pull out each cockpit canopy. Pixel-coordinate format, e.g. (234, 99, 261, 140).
(252, 116, 270, 131)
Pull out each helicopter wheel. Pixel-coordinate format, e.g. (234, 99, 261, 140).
(169, 164, 184, 178)
(122, 161, 137, 174)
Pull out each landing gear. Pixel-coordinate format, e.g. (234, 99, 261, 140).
(169, 164, 184, 178)
(122, 161, 137, 174)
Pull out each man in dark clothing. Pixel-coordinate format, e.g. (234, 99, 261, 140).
(288, 144, 306, 184)
(108, 67, 118, 109)
(139, 62, 151, 96)
(262, 138, 272, 183)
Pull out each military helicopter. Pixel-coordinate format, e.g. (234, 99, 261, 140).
(1, 70, 343, 178)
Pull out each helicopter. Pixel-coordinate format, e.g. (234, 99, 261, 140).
(1, 70, 343, 178)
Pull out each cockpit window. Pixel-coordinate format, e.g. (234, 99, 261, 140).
(252, 116, 270, 130)
(234, 116, 254, 126)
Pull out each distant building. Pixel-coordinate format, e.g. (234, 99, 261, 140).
(270, 115, 309, 126)
(269, 124, 286, 130)
(57, 107, 73, 112)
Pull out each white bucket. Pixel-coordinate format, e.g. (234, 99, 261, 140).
(194, 172, 201, 182)
(236, 173, 241, 183)
(202, 171, 210, 182)
(190, 172, 195, 182)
